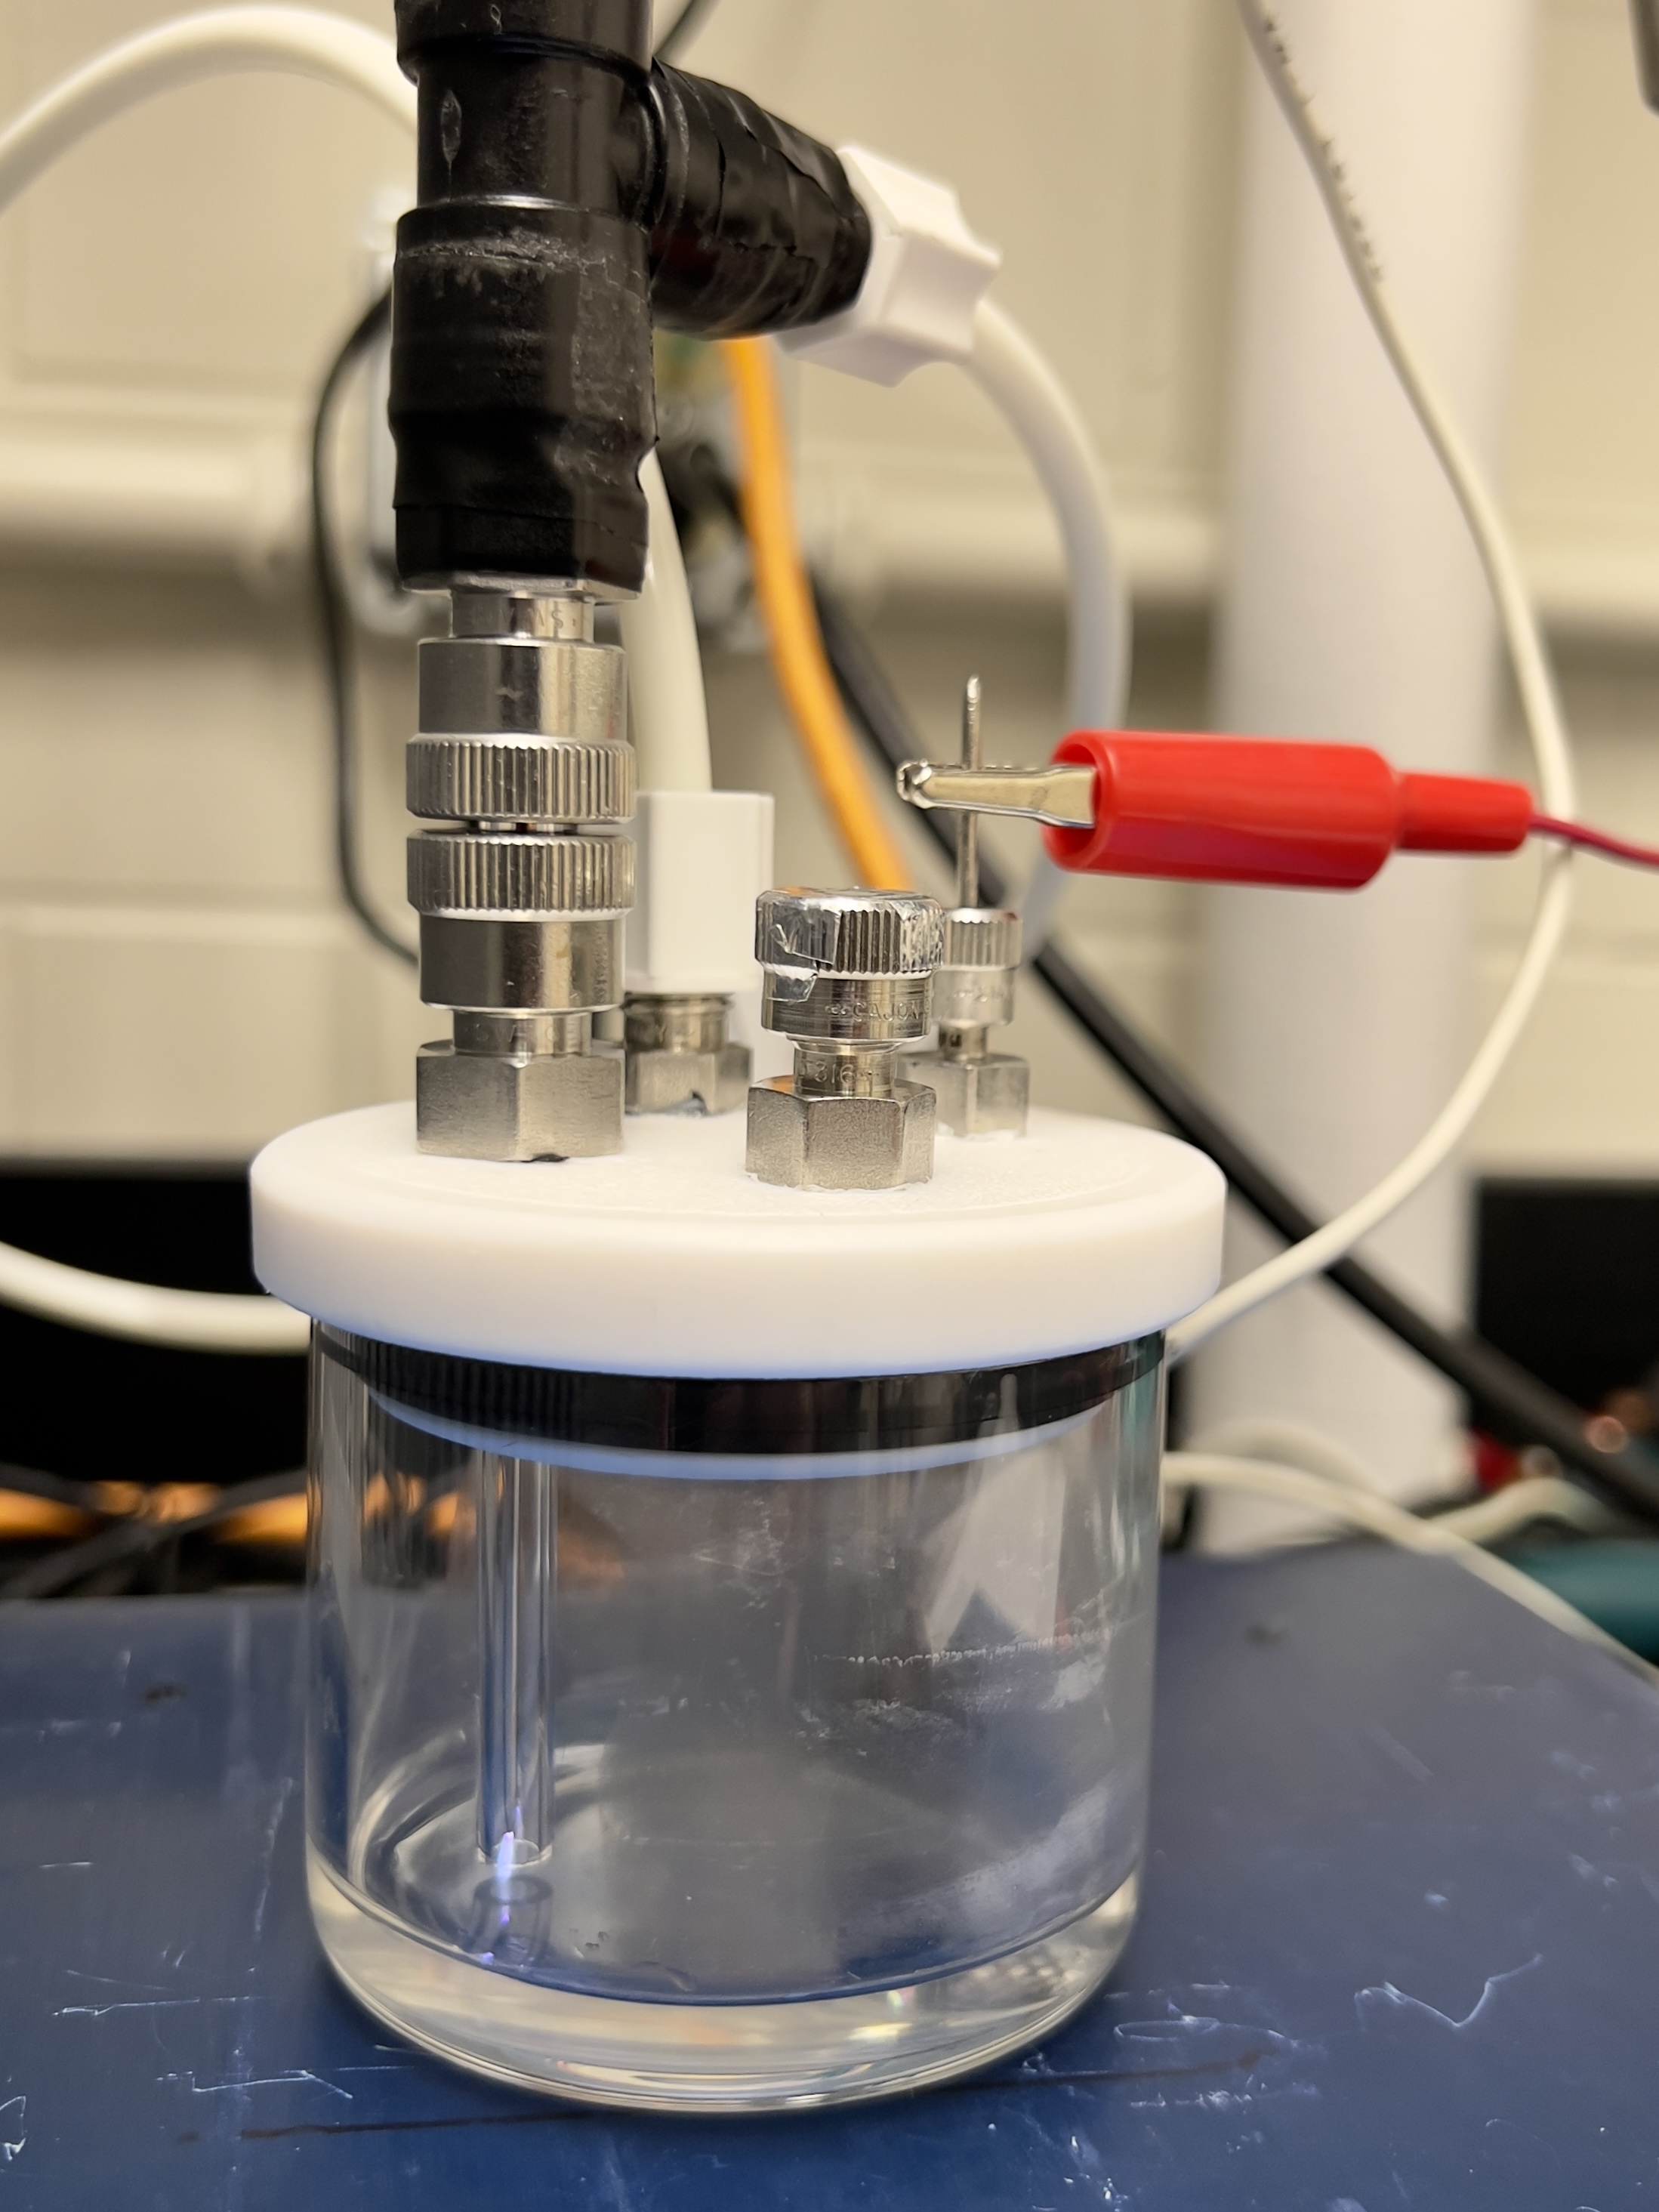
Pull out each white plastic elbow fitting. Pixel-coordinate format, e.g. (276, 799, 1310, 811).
(779, 146, 1001, 386)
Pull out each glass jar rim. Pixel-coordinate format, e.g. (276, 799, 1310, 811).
(319, 1325, 1161, 1461)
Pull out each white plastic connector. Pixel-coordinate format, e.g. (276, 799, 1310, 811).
(779, 146, 1001, 387)
(625, 790, 775, 996)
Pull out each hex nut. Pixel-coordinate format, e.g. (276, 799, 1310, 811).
(626, 1042, 751, 1117)
(745, 1078, 936, 1189)
(416, 1042, 624, 1161)
(903, 1050, 1029, 1137)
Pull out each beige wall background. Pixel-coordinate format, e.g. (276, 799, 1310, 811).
(0, 0, 1654, 1177)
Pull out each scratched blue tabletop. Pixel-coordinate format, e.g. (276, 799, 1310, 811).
(2, 1548, 1657, 2209)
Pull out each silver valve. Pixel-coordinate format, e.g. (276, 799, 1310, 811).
(900, 677, 1031, 1137)
(746, 886, 943, 1190)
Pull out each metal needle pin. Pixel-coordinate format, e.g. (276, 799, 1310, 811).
(957, 675, 982, 913)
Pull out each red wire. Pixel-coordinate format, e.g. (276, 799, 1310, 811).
(1531, 814, 1659, 872)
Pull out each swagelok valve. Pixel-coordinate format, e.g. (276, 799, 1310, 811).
(747, 889, 943, 1190)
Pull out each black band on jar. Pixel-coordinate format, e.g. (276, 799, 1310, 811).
(316, 1328, 1163, 1459)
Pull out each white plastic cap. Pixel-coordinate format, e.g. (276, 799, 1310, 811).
(252, 1104, 1225, 1379)
(625, 788, 775, 997)
(779, 146, 1001, 387)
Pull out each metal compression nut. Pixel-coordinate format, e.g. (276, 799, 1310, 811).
(417, 628, 627, 745)
(748, 887, 942, 1190)
(757, 887, 942, 978)
(407, 737, 634, 825)
(408, 832, 634, 918)
(905, 900, 1028, 1137)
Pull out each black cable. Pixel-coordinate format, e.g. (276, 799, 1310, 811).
(311, 288, 418, 968)
(0, 1473, 305, 1602)
(655, 0, 723, 62)
(810, 581, 1659, 1526)
(0, 1461, 107, 1515)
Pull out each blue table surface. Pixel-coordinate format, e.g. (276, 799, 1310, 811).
(2, 1548, 1657, 2210)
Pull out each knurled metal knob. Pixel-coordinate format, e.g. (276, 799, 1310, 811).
(940, 906, 1022, 970)
(408, 737, 634, 825)
(408, 831, 634, 918)
(756, 888, 943, 978)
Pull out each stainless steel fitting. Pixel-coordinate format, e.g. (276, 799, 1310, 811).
(747, 887, 943, 1190)
(409, 590, 634, 1162)
(901, 677, 1030, 1136)
(624, 995, 750, 1115)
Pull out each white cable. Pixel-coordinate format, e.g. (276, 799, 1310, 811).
(1168, 2, 1577, 1362)
(0, 7, 414, 202)
(0, 8, 415, 1353)
(0, 1242, 309, 1353)
(1435, 1475, 1612, 1547)
(1166, 1453, 1651, 1677)
(966, 299, 1130, 952)
(1184, 1415, 1382, 1494)
(618, 449, 713, 792)
(967, 301, 1130, 738)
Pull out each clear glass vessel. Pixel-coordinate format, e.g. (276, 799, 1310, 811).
(305, 1325, 1164, 2111)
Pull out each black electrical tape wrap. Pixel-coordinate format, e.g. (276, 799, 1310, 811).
(390, 0, 870, 596)
(392, 0, 658, 593)
(807, 579, 1659, 1528)
(647, 65, 871, 335)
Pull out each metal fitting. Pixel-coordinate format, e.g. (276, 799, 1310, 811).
(746, 887, 942, 1189)
(417, 1013, 624, 1162)
(624, 995, 750, 1116)
(900, 677, 1030, 1136)
(408, 590, 635, 1162)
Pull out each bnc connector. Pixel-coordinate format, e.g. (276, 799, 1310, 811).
(746, 887, 942, 1190)
(409, 590, 634, 1162)
(901, 676, 1030, 1136)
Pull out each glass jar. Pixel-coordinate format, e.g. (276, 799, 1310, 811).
(304, 1323, 1164, 2112)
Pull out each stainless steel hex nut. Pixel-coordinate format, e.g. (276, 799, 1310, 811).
(626, 1042, 751, 1116)
(416, 1041, 624, 1160)
(902, 1050, 1029, 1137)
(746, 1078, 936, 1189)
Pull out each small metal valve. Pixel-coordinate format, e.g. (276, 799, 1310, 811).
(901, 677, 1030, 1136)
(746, 887, 943, 1189)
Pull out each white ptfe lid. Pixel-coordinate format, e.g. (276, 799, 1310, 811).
(251, 1103, 1224, 1380)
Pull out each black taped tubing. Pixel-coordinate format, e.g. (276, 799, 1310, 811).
(647, 65, 871, 335)
(392, 202, 655, 590)
(396, 1, 651, 70)
(390, 0, 869, 588)
(392, 0, 658, 591)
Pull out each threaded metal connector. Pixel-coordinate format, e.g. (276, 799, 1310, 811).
(408, 737, 634, 825)
(409, 831, 634, 918)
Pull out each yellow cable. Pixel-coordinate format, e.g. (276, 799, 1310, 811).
(720, 336, 912, 889)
